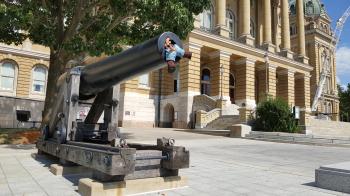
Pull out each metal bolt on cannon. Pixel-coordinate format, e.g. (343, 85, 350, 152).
(36, 32, 190, 182)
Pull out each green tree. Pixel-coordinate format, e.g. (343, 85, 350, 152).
(338, 84, 350, 122)
(253, 98, 299, 133)
(0, 0, 210, 125)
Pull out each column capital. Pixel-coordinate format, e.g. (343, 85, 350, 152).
(280, 49, 294, 59)
(304, 72, 311, 78)
(278, 69, 296, 76)
(219, 50, 231, 59)
(188, 42, 202, 51)
(235, 57, 256, 66)
(268, 64, 278, 71)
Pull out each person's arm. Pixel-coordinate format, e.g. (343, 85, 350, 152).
(169, 44, 176, 51)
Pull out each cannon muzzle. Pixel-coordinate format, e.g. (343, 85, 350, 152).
(79, 32, 182, 98)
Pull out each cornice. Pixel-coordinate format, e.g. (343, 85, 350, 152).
(191, 29, 313, 72)
(0, 45, 50, 60)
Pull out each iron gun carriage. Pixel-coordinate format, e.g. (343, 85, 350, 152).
(36, 32, 189, 181)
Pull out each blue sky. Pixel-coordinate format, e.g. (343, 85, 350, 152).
(321, 0, 350, 89)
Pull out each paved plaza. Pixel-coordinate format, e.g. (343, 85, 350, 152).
(1, 128, 350, 195)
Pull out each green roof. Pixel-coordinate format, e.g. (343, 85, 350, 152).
(289, 0, 326, 16)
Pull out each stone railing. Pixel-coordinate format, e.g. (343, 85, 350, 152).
(309, 118, 350, 136)
(193, 94, 217, 112)
(195, 108, 222, 129)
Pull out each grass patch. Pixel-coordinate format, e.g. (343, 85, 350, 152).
(0, 128, 40, 144)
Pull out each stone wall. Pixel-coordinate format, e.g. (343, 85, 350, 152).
(309, 118, 350, 136)
(0, 96, 44, 128)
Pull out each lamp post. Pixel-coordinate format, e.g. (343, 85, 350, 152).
(220, 64, 224, 100)
(264, 52, 269, 97)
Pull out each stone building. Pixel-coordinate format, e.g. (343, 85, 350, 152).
(117, 0, 339, 129)
(0, 40, 49, 128)
(0, 0, 339, 129)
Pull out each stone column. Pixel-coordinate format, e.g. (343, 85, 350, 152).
(262, 0, 275, 52)
(219, 51, 231, 101)
(180, 42, 202, 129)
(267, 64, 277, 97)
(194, 14, 201, 29)
(257, 64, 277, 101)
(211, 50, 231, 101)
(180, 43, 201, 93)
(277, 69, 295, 106)
(280, 0, 293, 58)
(235, 58, 256, 122)
(296, 0, 309, 64)
(295, 73, 311, 132)
(239, 0, 255, 46)
(215, 0, 230, 37)
(273, 1, 280, 53)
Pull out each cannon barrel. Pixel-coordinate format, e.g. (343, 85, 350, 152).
(79, 32, 182, 98)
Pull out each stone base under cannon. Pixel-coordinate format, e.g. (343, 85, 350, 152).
(37, 32, 189, 184)
(37, 138, 189, 182)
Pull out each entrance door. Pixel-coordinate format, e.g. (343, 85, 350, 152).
(229, 73, 235, 104)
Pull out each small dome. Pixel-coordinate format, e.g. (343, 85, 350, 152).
(289, 0, 326, 16)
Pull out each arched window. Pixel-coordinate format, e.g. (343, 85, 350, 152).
(290, 5, 296, 15)
(173, 68, 180, 93)
(139, 73, 149, 87)
(328, 102, 332, 114)
(32, 65, 47, 93)
(226, 10, 236, 39)
(0, 61, 16, 91)
(200, 6, 213, 32)
(229, 73, 235, 104)
(250, 19, 255, 38)
(290, 24, 297, 35)
(201, 68, 211, 95)
(306, 1, 314, 15)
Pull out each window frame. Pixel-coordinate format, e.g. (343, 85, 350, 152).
(199, 5, 214, 32)
(250, 19, 256, 38)
(30, 64, 48, 99)
(0, 60, 18, 97)
(138, 73, 150, 89)
(200, 68, 211, 96)
(226, 9, 236, 40)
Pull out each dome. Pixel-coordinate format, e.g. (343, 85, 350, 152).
(289, 0, 326, 16)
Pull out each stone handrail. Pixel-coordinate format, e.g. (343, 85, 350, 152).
(193, 94, 217, 112)
(195, 108, 222, 129)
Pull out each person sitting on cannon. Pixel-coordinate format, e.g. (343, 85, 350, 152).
(164, 37, 192, 73)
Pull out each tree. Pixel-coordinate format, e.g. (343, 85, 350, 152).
(0, 0, 210, 126)
(338, 84, 350, 122)
(253, 98, 299, 133)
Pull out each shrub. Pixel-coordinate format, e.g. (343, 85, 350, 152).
(253, 97, 299, 133)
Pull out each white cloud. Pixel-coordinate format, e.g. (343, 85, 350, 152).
(336, 46, 350, 88)
(336, 46, 350, 75)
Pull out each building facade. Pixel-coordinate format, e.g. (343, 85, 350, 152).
(0, 39, 49, 128)
(0, 0, 339, 129)
(117, 0, 339, 129)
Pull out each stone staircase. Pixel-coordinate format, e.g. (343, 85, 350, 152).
(245, 131, 350, 146)
(193, 94, 241, 130)
(309, 118, 350, 137)
(205, 115, 240, 130)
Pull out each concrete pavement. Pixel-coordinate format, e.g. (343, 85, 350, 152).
(0, 128, 350, 195)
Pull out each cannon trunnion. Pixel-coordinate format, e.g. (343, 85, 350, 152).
(36, 32, 189, 181)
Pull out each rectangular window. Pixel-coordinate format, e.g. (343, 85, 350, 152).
(174, 79, 177, 92)
(33, 80, 45, 93)
(139, 74, 149, 87)
(1, 77, 14, 90)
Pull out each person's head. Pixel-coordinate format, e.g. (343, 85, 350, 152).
(165, 37, 171, 46)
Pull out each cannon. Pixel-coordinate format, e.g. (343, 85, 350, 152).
(36, 32, 189, 181)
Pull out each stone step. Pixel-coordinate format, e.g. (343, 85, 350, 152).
(316, 162, 350, 193)
(181, 129, 231, 137)
(245, 131, 350, 146)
